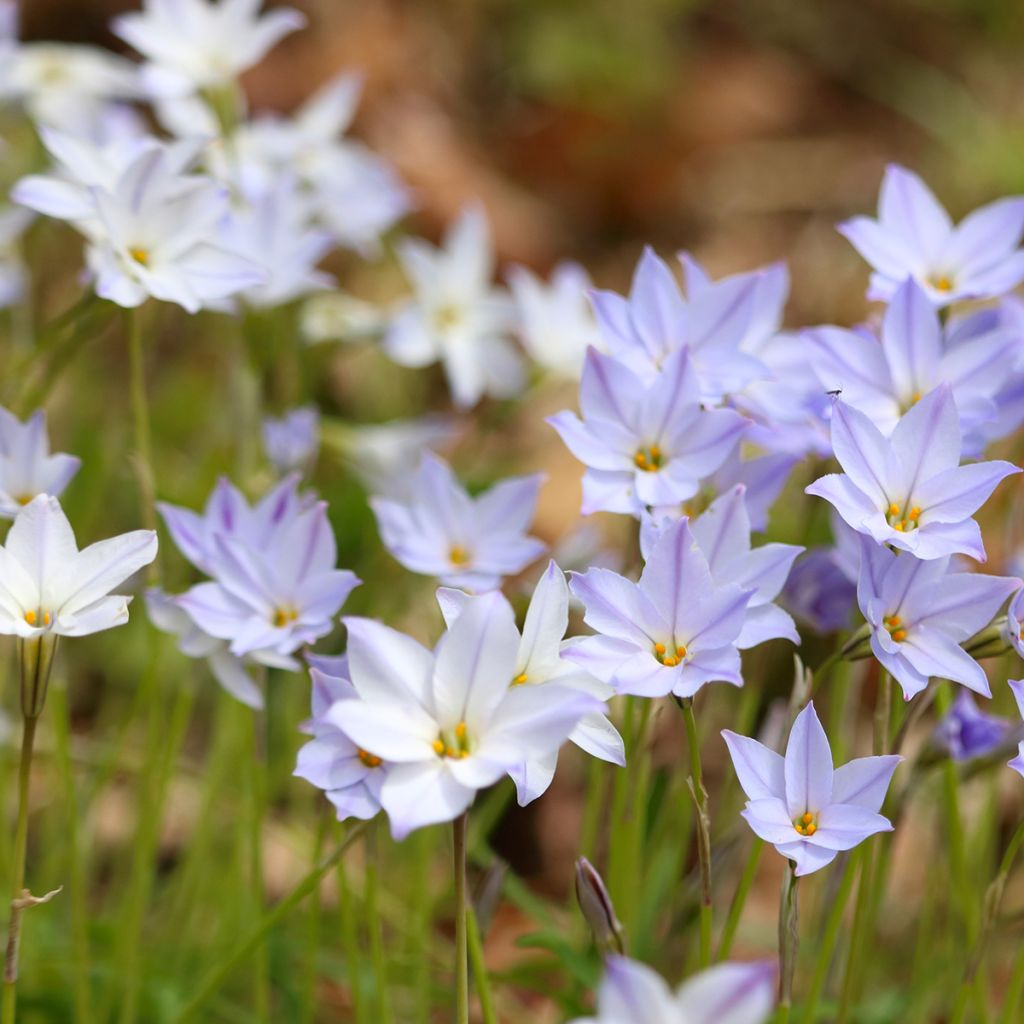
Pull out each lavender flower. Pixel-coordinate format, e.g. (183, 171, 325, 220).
(839, 164, 1024, 304)
(262, 407, 320, 476)
(724, 701, 900, 875)
(565, 519, 753, 699)
(0, 407, 81, 519)
(935, 691, 1013, 763)
(548, 348, 748, 517)
(294, 659, 385, 821)
(328, 592, 601, 839)
(641, 484, 803, 649)
(807, 278, 1019, 438)
(856, 537, 1020, 700)
(806, 387, 1019, 561)
(437, 561, 625, 802)
(370, 453, 545, 591)
(569, 955, 776, 1024)
(1009, 680, 1024, 778)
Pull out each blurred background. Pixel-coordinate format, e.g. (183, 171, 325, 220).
(6, 1, 1024, 1021)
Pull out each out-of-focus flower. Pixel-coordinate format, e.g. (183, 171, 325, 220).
(806, 387, 1019, 561)
(371, 453, 545, 591)
(294, 659, 385, 821)
(566, 519, 752, 699)
(0, 206, 31, 309)
(1008, 588, 1024, 660)
(1009, 680, 1024, 777)
(300, 292, 390, 345)
(807, 278, 1018, 438)
(574, 857, 624, 954)
(158, 474, 305, 576)
(589, 247, 766, 401)
(548, 348, 748, 517)
(0, 494, 157, 638)
(112, 0, 306, 98)
(437, 561, 624, 802)
(0, 2, 140, 130)
(724, 701, 900, 876)
(568, 954, 776, 1024)
(856, 537, 1020, 700)
(642, 485, 803, 649)
(262, 406, 319, 476)
(328, 592, 601, 839)
(383, 206, 522, 409)
(839, 164, 1024, 304)
(15, 136, 264, 313)
(227, 177, 334, 308)
(321, 415, 457, 498)
(935, 691, 1013, 763)
(782, 549, 857, 634)
(0, 407, 80, 519)
(177, 498, 360, 662)
(508, 261, 602, 378)
(228, 71, 410, 254)
(145, 588, 265, 707)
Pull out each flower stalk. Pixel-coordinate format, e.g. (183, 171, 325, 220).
(679, 697, 712, 968)
(453, 812, 469, 1024)
(777, 862, 799, 1023)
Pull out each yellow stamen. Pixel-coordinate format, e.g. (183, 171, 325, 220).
(908, 507, 921, 521)
(449, 544, 470, 566)
(633, 444, 664, 472)
(805, 823, 817, 836)
(661, 655, 678, 667)
(884, 615, 901, 628)
(273, 607, 298, 627)
(929, 273, 954, 293)
(892, 521, 905, 532)
(24, 610, 36, 626)
(128, 246, 150, 266)
(432, 739, 445, 755)
(512, 672, 528, 686)
(43, 612, 50, 626)
(357, 749, 382, 769)
(888, 503, 900, 518)
(676, 645, 687, 658)
(801, 812, 814, 825)
(446, 746, 458, 758)
(455, 721, 467, 739)
(654, 642, 666, 656)
(891, 628, 907, 642)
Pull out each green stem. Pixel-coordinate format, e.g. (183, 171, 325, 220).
(777, 863, 799, 1024)
(411, 829, 432, 1024)
(681, 699, 712, 968)
(173, 821, 369, 1022)
(248, 709, 270, 1024)
(299, 814, 328, 1024)
(337, 835, 365, 1024)
(467, 906, 497, 1024)
(125, 308, 160, 583)
(1, 713, 40, 1024)
(453, 813, 469, 1024)
(800, 851, 859, 1024)
(717, 839, 763, 962)
(1001, 940, 1024, 1024)
(365, 823, 391, 1021)
(836, 845, 874, 1024)
(51, 682, 92, 1024)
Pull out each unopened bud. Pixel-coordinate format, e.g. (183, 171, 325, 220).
(19, 634, 57, 719)
(574, 857, 624, 954)
(962, 618, 1011, 660)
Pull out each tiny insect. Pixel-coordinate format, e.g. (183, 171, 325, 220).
(825, 388, 843, 398)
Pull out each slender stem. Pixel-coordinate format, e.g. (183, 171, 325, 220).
(777, 863, 799, 1024)
(681, 699, 712, 968)
(248, 709, 270, 1024)
(453, 813, 469, 1024)
(467, 906, 498, 1024)
(837, 846, 874, 1024)
(1, 714, 39, 1024)
(411, 829, 432, 1024)
(365, 822, 391, 1021)
(299, 814, 328, 1024)
(717, 839, 763, 962)
(800, 851, 859, 1024)
(1001, 940, 1024, 1024)
(125, 308, 159, 582)
(173, 821, 369, 1022)
(337, 836, 366, 1024)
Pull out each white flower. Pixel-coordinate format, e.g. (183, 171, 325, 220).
(329, 590, 602, 839)
(437, 561, 625, 802)
(383, 206, 523, 408)
(300, 292, 390, 345)
(0, 495, 157, 638)
(508, 261, 602, 378)
(112, 0, 306, 98)
(0, 407, 81, 519)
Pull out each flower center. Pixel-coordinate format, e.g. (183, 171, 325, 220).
(885, 502, 921, 533)
(357, 748, 382, 769)
(793, 811, 818, 836)
(432, 303, 462, 333)
(432, 720, 472, 759)
(653, 641, 688, 667)
(128, 247, 151, 267)
(927, 272, 954, 293)
(511, 672, 529, 686)
(633, 444, 663, 472)
(883, 614, 907, 643)
(272, 606, 299, 628)
(449, 544, 471, 567)
(23, 609, 51, 628)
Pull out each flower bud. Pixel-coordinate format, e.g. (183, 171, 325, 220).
(574, 857, 624, 954)
(962, 617, 1012, 660)
(19, 634, 58, 720)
